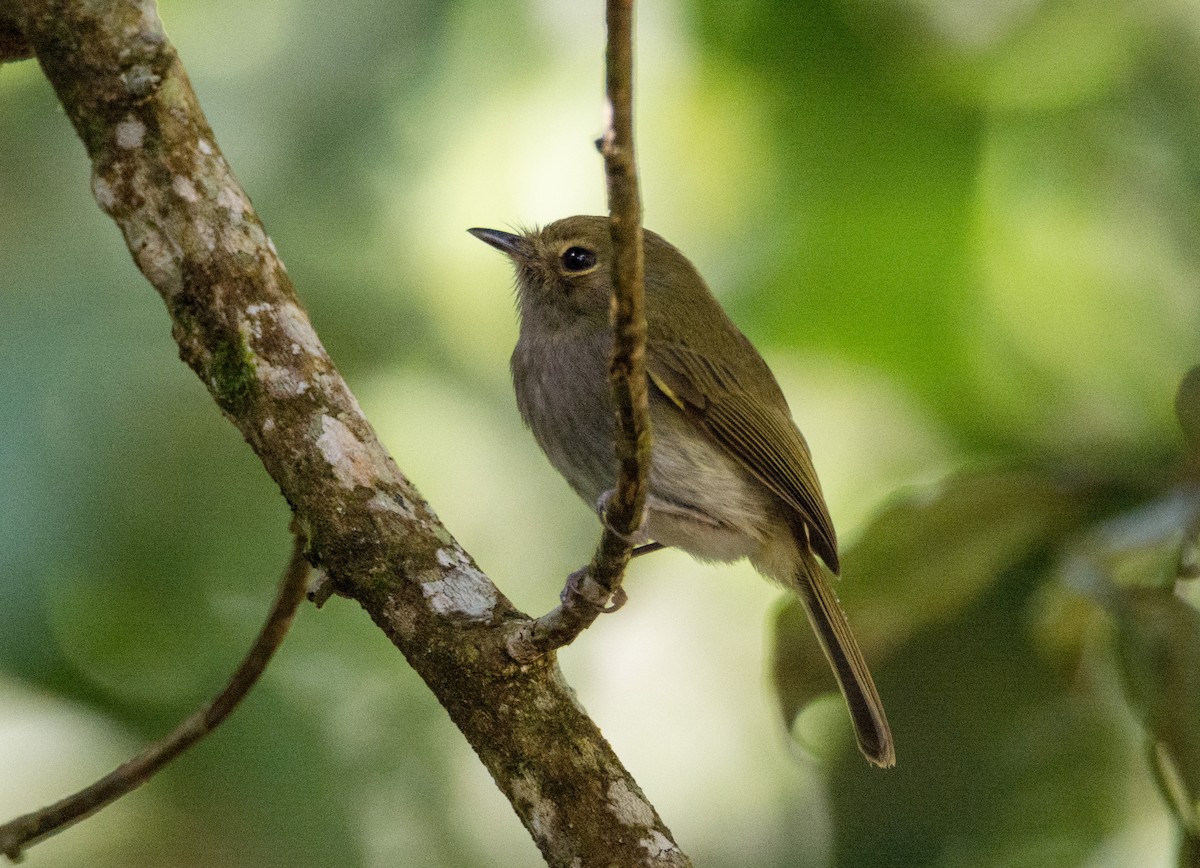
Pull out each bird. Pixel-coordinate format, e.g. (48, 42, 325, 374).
(470, 215, 894, 767)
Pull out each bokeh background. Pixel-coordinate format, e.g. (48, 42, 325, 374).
(2, 0, 1199, 865)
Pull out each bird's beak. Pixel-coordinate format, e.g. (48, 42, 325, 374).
(468, 227, 532, 260)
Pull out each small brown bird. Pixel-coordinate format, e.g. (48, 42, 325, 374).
(471, 216, 894, 767)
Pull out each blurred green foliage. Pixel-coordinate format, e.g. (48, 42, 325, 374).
(2, 0, 1199, 865)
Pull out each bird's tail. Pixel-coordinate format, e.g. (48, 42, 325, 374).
(793, 550, 895, 768)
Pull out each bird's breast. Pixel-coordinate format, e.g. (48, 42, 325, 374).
(511, 330, 616, 506)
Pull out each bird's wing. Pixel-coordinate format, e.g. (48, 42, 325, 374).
(647, 340, 840, 573)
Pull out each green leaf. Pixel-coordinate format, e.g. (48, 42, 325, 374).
(1062, 494, 1198, 597)
(823, 572, 1131, 868)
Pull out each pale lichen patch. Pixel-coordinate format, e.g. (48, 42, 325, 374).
(126, 222, 183, 298)
(247, 222, 268, 249)
(275, 303, 324, 358)
(121, 64, 160, 97)
(607, 779, 655, 828)
(194, 218, 217, 253)
(316, 414, 383, 489)
(640, 830, 680, 860)
(421, 562, 497, 619)
(257, 359, 310, 399)
(367, 490, 415, 519)
(91, 173, 117, 214)
(171, 174, 199, 202)
(197, 138, 214, 155)
(216, 184, 249, 222)
(115, 116, 145, 149)
(512, 774, 558, 842)
(135, 0, 167, 42)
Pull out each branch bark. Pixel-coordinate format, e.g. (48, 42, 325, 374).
(504, 0, 650, 662)
(594, 0, 649, 597)
(0, 13, 31, 63)
(8, 0, 688, 864)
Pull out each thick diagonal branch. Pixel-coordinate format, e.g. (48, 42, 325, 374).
(10, 0, 688, 865)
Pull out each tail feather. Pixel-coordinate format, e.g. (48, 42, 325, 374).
(794, 551, 895, 768)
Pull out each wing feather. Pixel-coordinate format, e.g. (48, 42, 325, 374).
(648, 341, 840, 572)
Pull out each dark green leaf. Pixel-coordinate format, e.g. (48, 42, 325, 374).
(1060, 493, 1200, 841)
(1062, 493, 1198, 597)
(773, 466, 1090, 726)
(1177, 365, 1200, 457)
(825, 572, 1130, 868)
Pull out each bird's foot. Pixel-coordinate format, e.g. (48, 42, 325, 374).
(594, 488, 650, 545)
(561, 566, 628, 613)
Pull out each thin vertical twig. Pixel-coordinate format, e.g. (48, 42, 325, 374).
(505, 0, 650, 661)
(594, 0, 650, 588)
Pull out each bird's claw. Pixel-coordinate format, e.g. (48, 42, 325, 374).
(594, 488, 650, 545)
(562, 566, 628, 613)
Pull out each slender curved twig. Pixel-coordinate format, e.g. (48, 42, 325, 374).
(0, 531, 310, 862)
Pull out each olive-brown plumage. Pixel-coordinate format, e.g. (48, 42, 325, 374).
(470, 216, 894, 767)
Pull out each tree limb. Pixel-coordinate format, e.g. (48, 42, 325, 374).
(8, 0, 688, 864)
(0, 529, 311, 861)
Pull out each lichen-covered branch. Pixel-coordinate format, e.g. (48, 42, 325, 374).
(504, 0, 650, 663)
(0, 530, 311, 860)
(9, 0, 687, 864)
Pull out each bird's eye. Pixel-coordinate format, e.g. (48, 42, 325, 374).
(560, 246, 597, 272)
